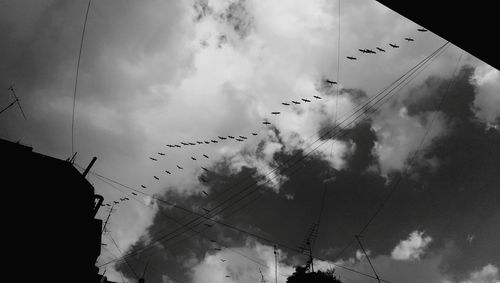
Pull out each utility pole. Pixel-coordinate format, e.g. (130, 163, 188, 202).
(355, 235, 381, 283)
(274, 245, 278, 283)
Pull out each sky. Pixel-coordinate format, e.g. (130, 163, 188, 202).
(0, 0, 499, 283)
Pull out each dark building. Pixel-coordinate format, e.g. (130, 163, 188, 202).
(1, 138, 107, 282)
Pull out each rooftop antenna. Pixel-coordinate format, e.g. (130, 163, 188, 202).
(355, 235, 381, 283)
(259, 268, 267, 283)
(101, 204, 115, 235)
(1, 84, 27, 119)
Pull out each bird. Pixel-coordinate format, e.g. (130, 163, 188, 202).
(132, 192, 138, 196)
(389, 43, 399, 48)
(221, 259, 227, 262)
(200, 177, 208, 183)
(189, 142, 196, 146)
(153, 176, 159, 180)
(166, 144, 174, 148)
(404, 37, 414, 41)
(271, 111, 280, 115)
(346, 56, 357, 60)
(141, 185, 146, 189)
(325, 79, 337, 85)
(218, 136, 227, 140)
(174, 145, 181, 148)
(358, 48, 369, 53)
(177, 165, 183, 170)
(301, 98, 311, 102)
(228, 136, 235, 139)
(149, 157, 158, 161)
(225, 275, 230, 278)
(203, 154, 209, 158)
(211, 140, 218, 143)
(201, 167, 209, 172)
(365, 49, 376, 54)
(202, 191, 209, 197)
(282, 102, 290, 106)
(417, 28, 428, 32)
(191, 157, 197, 161)
(181, 142, 189, 146)
(313, 95, 322, 99)
(239, 135, 247, 139)
(376, 47, 386, 52)
(263, 121, 271, 125)
(236, 138, 243, 142)
(158, 152, 165, 156)
(124, 197, 129, 200)
(165, 170, 171, 174)
(204, 141, 210, 144)
(291, 100, 301, 104)
(252, 133, 258, 136)
(113, 201, 119, 204)
(196, 141, 204, 144)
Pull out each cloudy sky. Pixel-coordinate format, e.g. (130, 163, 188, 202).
(1, 0, 499, 282)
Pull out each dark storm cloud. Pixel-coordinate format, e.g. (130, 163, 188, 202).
(119, 65, 499, 282)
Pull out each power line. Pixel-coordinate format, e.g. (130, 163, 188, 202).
(71, 0, 92, 157)
(92, 41, 448, 272)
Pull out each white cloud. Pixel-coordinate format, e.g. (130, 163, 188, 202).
(471, 64, 500, 125)
(391, 230, 432, 260)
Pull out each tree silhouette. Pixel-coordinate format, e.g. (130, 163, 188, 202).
(286, 265, 342, 283)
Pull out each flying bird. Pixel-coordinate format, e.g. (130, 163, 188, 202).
(203, 154, 209, 158)
(175, 145, 181, 148)
(239, 135, 247, 139)
(376, 47, 386, 52)
(262, 121, 271, 125)
(113, 201, 119, 204)
(189, 142, 196, 146)
(389, 43, 399, 48)
(365, 49, 376, 54)
(201, 167, 209, 172)
(197, 141, 204, 144)
(204, 141, 210, 144)
(417, 28, 428, 32)
(271, 111, 280, 115)
(149, 157, 158, 161)
(132, 192, 138, 196)
(124, 197, 129, 200)
(158, 152, 165, 156)
(252, 133, 258, 136)
(346, 56, 357, 60)
(211, 140, 218, 143)
(191, 157, 197, 161)
(181, 142, 189, 146)
(221, 259, 227, 262)
(228, 136, 235, 139)
(218, 136, 227, 140)
(200, 177, 208, 183)
(235, 138, 243, 142)
(358, 48, 369, 53)
(166, 144, 174, 148)
(301, 98, 311, 102)
(313, 95, 322, 99)
(282, 102, 290, 106)
(325, 79, 337, 85)
(177, 165, 183, 170)
(404, 37, 414, 41)
(202, 191, 209, 197)
(153, 176, 159, 180)
(141, 185, 146, 189)
(291, 100, 301, 104)
(165, 170, 171, 174)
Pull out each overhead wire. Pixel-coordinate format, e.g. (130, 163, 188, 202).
(91, 41, 450, 269)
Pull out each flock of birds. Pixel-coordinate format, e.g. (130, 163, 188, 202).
(100, 27, 429, 211)
(96, 27, 432, 279)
